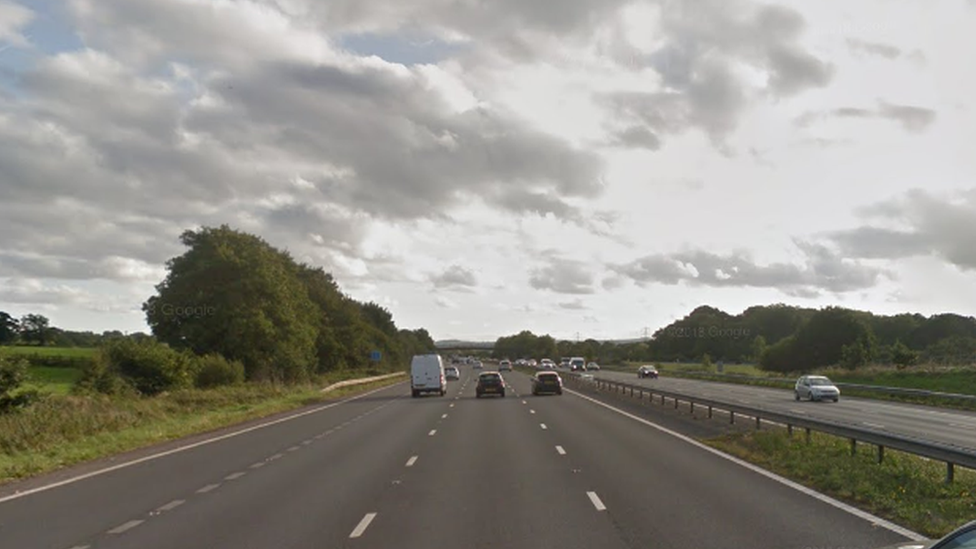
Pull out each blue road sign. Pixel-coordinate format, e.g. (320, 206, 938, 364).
(370, 350, 382, 362)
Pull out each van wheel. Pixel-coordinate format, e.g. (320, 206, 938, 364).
(412, 390, 419, 398)
(440, 389, 446, 396)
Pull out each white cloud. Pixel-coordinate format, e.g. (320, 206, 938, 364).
(2, 0, 975, 341)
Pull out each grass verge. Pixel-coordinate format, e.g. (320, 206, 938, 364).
(0, 371, 405, 485)
(0, 346, 97, 358)
(707, 429, 976, 538)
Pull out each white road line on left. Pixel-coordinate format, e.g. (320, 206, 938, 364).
(225, 472, 246, 481)
(540, 423, 547, 430)
(349, 513, 377, 538)
(587, 491, 607, 511)
(0, 382, 403, 505)
(428, 429, 437, 436)
(67, 545, 90, 549)
(196, 484, 220, 494)
(442, 413, 448, 419)
(406, 456, 418, 467)
(862, 422, 885, 430)
(107, 520, 145, 534)
(530, 410, 536, 414)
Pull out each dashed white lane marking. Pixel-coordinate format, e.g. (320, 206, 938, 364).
(107, 520, 145, 534)
(287, 446, 300, 452)
(587, 491, 607, 511)
(540, 423, 547, 430)
(442, 413, 448, 419)
(862, 422, 885, 430)
(156, 499, 185, 512)
(428, 429, 437, 436)
(314, 434, 325, 439)
(789, 409, 807, 414)
(67, 545, 90, 549)
(406, 456, 418, 467)
(522, 400, 527, 404)
(449, 403, 455, 408)
(269, 453, 284, 460)
(349, 513, 378, 538)
(225, 472, 246, 481)
(530, 410, 536, 414)
(196, 484, 220, 494)
(555, 445, 566, 455)
(325, 429, 335, 435)
(303, 440, 313, 445)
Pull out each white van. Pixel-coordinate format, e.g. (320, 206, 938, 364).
(411, 354, 446, 398)
(570, 357, 586, 371)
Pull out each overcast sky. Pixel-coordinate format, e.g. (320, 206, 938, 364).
(1, 0, 975, 341)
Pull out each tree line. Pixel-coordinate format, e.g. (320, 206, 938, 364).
(0, 311, 150, 348)
(491, 304, 976, 372)
(2, 225, 435, 403)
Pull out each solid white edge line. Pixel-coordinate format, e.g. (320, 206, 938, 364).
(0, 381, 404, 505)
(564, 388, 926, 542)
(555, 445, 566, 455)
(349, 512, 377, 538)
(587, 491, 607, 511)
(107, 519, 145, 534)
(224, 472, 245, 480)
(406, 456, 418, 467)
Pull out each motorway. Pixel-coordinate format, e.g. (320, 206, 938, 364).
(594, 369, 976, 451)
(0, 368, 918, 549)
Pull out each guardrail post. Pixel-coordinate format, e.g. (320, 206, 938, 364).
(708, 406, 713, 419)
(630, 387, 634, 397)
(787, 424, 793, 437)
(755, 416, 761, 430)
(947, 463, 955, 484)
(674, 397, 679, 409)
(690, 402, 695, 414)
(877, 445, 884, 464)
(730, 411, 735, 424)
(850, 438, 857, 456)
(661, 394, 665, 406)
(805, 428, 811, 444)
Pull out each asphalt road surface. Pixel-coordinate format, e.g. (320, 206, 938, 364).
(0, 368, 919, 549)
(593, 368, 976, 451)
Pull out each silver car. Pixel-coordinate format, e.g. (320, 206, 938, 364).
(795, 375, 840, 402)
(877, 519, 976, 548)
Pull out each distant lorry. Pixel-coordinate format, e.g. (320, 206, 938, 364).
(411, 354, 446, 398)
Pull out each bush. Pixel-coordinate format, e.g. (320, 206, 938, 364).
(194, 354, 246, 389)
(0, 355, 40, 412)
(90, 339, 196, 396)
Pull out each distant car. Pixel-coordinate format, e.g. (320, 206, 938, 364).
(499, 359, 512, 371)
(532, 371, 563, 396)
(638, 365, 659, 379)
(877, 519, 976, 548)
(559, 358, 570, 369)
(472, 360, 483, 369)
(586, 362, 600, 371)
(540, 358, 555, 369)
(445, 366, 460, 381)
(569, 357, 585, 371)
(795, 375, 840, 402)
(476, 372, 505, 398)
(528, 359, 537, 367)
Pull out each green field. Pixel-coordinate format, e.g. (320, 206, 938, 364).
(0, 346, 97, 358)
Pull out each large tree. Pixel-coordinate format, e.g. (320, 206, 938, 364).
(19, 314, 50, 346)
(144, 225, 319, 382)
(0, 312, 18, 345)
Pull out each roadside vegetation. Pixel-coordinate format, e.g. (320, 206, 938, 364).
(0, 225, 430, 484)
(708, 429, 976, 539)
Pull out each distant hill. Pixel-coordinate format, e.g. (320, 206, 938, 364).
(434, 340, 495, 349)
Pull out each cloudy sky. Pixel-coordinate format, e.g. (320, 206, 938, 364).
(1, 0, 975, 342)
